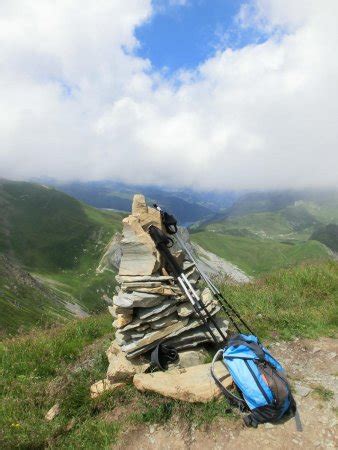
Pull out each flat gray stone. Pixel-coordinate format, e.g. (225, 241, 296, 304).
(150, 313, 179, 330)
(135, 298, 177, 321)
(113, 291, 164, 308)
(116, 275, 174, 283)
(122, 319, 189, 355)
(166, 317, 229, 347)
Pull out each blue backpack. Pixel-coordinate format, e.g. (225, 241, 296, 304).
(211, 334, 297, 427)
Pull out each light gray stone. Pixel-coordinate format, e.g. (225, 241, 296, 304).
(150, 313, 179, 330)
(96, 232, 122, 273)
(135, 298, 177, 321)
(119, 215, 160, 276)
(113, 291, 164, 308)
(116, 275, 174, 284)
(176, 349, 209, 368)
(166, 317, 229, 347)
(122, 319, 189, 355)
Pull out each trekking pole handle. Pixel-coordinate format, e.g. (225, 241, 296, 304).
(153, 204, 178, 234)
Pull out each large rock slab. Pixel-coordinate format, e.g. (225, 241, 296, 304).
(106, 341, 149, 382)
(119, 215, 160, 276)
(133, 361, 232, 402)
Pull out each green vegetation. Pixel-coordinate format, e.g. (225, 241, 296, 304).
(312, 385, 335, 401)
(192, 231, 330, 276)
(0, 314, 235, 449)
(311, 224, 338, 252)
(0, 180, 124, 333)
(192, 190, 338, 275)
(220, 261, 338, 339)
(1, 262, 337, 448)
(0, 255, 74, 335)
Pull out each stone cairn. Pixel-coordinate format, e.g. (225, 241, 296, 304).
(107, 194, 228, 360)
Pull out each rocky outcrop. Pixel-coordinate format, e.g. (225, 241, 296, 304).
(96, 232, 122, 273)
(133, 361, 232, 402)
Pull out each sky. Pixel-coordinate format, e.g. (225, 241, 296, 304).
(0, 0, 337, 190)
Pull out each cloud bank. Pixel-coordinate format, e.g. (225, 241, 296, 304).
(0, 0, 337, 190)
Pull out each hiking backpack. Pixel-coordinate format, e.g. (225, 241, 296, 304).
(211, 334, 297, 427)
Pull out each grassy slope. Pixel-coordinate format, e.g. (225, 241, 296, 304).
(193, 194, 338, 275)
(0, 255, 75, 335)
(1, 262, 336, 449)
(0, 180, 124, 332)
(311, 224, 338, 252)
(191, 231, 330, 276)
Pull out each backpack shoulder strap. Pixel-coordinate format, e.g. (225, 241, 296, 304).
(210, 349, 246, 410)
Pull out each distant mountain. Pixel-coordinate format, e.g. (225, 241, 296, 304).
(191, 189, 338, 275)
(48, 180, 238, 224)
(0, 179, 124, 333)
(226, 189, 338, 219)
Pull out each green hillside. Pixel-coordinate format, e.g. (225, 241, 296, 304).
(1, 262, 336, 448)
(191, 231, 330, 276)
(0, 180, 124, 333)
(0, 255, 75, 335)
(192, 190, 338, 275)
(225, 190, 338, 219)
(311, 224, 338, 252)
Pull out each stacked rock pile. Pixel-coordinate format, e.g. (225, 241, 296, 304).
(108, 194, 228, 360)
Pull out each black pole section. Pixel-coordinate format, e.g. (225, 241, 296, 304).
(148, 225, 227, 344)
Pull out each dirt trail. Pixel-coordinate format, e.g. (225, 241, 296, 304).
(115, 338, 337, 450)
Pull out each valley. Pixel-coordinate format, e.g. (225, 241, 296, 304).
(0, 180, 124, 333)
(1, 180, 338, 333)
(190, 190, 338, 276)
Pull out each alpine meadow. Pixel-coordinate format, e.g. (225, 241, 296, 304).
(0, 1, 337, 449)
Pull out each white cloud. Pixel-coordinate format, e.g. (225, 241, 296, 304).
(0, 0, 337, 190)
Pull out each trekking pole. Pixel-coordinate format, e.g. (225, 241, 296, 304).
(175, 234, 254, 335)
(153, 204, 255, 336)
(148, 225, 227, 345)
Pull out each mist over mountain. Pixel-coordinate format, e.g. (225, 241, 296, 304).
(46, 180, 240, 225)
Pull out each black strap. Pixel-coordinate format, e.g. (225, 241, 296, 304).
(162, 212, 178, 235)
(150, 343, 179, 371)
(229, 336, 265, 362)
